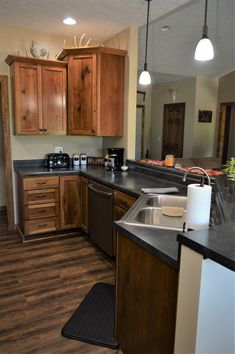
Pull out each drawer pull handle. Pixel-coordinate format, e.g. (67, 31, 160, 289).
(36, 195, 47, 199)
(38, 224, 47, 227)
(38, 210, 46, 213)
(36, 182, 46, 185)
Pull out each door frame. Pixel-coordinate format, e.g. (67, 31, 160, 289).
(136, 104, 145, 159)
(216, 102, 233, 164)
(0, 75, 15, 229)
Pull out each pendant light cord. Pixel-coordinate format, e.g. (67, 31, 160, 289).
(202, 0, 208, 37)
(144, 0, 151, 70)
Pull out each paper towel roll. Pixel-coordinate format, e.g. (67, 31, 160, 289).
(185, 184, 212, 231)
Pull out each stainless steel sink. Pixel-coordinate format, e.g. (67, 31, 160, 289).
(122, 194, 187, 231)
(146, 194, 187, 209)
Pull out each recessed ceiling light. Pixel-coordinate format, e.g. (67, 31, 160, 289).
(160, 25, 170, 32)
(63, 17, 77, 25)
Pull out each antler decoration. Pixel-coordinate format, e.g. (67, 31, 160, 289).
(168, 86, 177, 102)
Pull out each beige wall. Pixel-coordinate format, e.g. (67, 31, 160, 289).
(218, 71, 235, 103)
(150, 77, 196, 159)
(137, 83, 152, 159)
(193, 77, 219, 157)
(102, 27, 138, 161)
(0, 25, 139, 208)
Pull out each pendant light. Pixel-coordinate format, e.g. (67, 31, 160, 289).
(139, 0, 152, 85)
(194, 0, 214, 61)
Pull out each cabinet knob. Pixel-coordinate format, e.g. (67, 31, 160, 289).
(91, 129, 95, 133)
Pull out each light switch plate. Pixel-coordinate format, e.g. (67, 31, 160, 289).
(54, 146, 63, 153)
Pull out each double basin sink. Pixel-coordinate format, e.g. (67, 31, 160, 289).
(123, 193, 187, 231)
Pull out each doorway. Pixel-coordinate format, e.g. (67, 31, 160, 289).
(161, 103, 185, 159)
(0, 76, 14, 229)
(216, 102, 235, 164)
(135, 105, 145, 160)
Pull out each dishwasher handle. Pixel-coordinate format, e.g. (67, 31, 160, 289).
(88, 183, 113, 198)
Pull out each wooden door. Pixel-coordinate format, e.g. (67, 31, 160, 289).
(80, 176, 88, 232)
(161, 103, 185, 159)
(13, 62, 42, 134)
(60, 176, 80, 230)
(41, 66, 67, 135)
(68, 54, 97, 135)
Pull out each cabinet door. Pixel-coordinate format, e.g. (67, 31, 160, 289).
(12, 62, 42, 134)
(80, 176, 88, 232)
(41, 66, 67, 135)
(60, 175, 80, 230)
(116, 233, 178, 354)
(68, 54, 97, 135)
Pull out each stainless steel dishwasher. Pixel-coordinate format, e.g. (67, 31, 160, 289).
(88, 180, 113, 257)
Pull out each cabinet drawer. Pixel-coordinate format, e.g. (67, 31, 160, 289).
(24, 203, 59, 220)
(24, 217, 59, 235)
(23, 176, 59, 190)
(24, 189, 59, 205)
(114, 190, 137, 210)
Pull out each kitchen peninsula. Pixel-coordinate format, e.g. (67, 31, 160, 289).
(14, 159, 235, 354)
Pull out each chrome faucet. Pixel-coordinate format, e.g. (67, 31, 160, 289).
(182, 166, 211, 186)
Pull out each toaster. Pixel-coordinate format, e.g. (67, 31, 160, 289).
(44, 153, 70, 168)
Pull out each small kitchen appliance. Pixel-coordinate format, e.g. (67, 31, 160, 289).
(44, 153, 70, 169)
(106, 148, 124, 171)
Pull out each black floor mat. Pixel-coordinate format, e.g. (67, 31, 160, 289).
(61, 282, 118, 349)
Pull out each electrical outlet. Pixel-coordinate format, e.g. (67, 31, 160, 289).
(54, 146, 63, 153)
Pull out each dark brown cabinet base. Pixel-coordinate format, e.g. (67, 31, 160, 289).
(115, 233, 178, 354)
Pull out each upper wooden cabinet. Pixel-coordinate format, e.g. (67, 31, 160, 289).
(6, 55, 67, 135)
(58, 47, 126, 136)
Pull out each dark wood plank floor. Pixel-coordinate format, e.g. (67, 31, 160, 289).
(0, 218, 118, 354)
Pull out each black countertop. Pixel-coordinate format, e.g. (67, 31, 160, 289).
(14, 159, 235, 271)
(177, 223, 235, 271)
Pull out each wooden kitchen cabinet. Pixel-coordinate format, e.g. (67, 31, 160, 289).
(80, 176, 89, 232)
(60, 175, 80, 230)
(115, 233, 178, 354)
(17, 174, 80, 241)
(113, 190, 137, 256)
(58, 47, 126, 136)
(17, 175, 60, 239)
(6, 55, 67, 135)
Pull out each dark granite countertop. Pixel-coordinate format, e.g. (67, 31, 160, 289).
(14, 159, 235, 271)
(177, 223, 235, 271)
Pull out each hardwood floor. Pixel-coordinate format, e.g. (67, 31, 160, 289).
(0, 217, 118, 354)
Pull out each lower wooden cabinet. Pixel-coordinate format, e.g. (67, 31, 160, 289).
(113, 190, 137, 256)
(115, 233, 178, 354)
(60, 175, 80, 230)
(80, 176, 89, 232)
(17, 174, 80, 241)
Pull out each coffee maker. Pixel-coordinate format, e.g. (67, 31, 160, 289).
(106, 148, 124, 171)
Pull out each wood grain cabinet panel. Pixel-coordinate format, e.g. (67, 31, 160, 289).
(59, 47, 126, 136)
(60, 175, 81, 230)
(116, 233, 178, 354)
(6, 55, 67, 135)
(17, 174, 80, 241)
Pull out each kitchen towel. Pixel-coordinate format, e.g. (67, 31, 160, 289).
(185, 184, 212, 231)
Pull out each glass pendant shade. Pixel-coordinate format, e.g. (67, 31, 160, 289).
(194, 36, 214, 61)
(194, 0, 214, 61)
(139, 69, 151, 85)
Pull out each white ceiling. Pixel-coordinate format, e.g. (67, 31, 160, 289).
(139, 0, 235, 80)
(0, 0, 234, 80)
(0, 0, 191, 41)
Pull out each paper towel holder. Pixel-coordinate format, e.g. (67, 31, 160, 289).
(182, 166, 211, 186)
